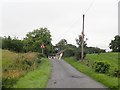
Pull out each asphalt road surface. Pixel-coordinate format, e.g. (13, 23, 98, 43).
(47, 59, 108, 89)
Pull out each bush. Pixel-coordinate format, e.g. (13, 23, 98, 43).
(63, 48, 75, 57)
(75, 50, 86, 60)
(2, 50, 40, 88)
(22, 60, 33, 67)
(92, 61, 110, 73)
(37, 53, 46, 59)
(2, 36, 24, 52)
(113, 69, 120, 77)
(2, 77, 18, 88)
(36, 58, 41, 63)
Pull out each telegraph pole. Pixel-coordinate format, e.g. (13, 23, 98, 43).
(81, 14, 85, 60)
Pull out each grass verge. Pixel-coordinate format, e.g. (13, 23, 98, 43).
(2, 49, 40, 88)
(64, 57, 118, 90)
(13, 58, 51, 88)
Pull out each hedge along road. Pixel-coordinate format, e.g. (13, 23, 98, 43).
(47, 59, 108, 89)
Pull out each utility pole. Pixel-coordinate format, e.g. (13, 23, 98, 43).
(81, 14, 85, 60)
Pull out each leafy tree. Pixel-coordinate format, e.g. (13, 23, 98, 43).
(2, 36, 12, 50)
(64, 44, 77, 49)
(23, 27, 52, 56)
(2, 36, 24, 52)
(75, 35, 87, 48)
(11, 39, 24, 52)
(109, 35, 120, 52)
(56, 39, 67, 51)
(63, 44, 77, 57)
(63, 48, 75, 57)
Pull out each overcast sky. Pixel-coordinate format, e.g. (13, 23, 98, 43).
(0, 0, 119, 51)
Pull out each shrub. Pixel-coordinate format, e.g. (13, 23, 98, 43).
(92, 61, 110, 73)
(63, 48, 75, 57)
(2, 77, 18, 88)
(2, 50, 40, 88)
(113, 69, 120, 77)
(36, 58, 41, 63)
(22, 60, 33, 67)
(75, 50, 86, 60)
(37, 53, 46, 59)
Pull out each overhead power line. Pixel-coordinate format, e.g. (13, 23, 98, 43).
(65, 0, 96, 32)
(84, 0, 95, 14)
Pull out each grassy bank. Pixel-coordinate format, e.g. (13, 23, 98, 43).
(14, 58, 51, 88)
(2, 49, 51, 88)
(64, 57, 118, 89)
(86, 53, 118, 70)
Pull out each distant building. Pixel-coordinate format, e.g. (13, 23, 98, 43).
(56, 50, 64, 60)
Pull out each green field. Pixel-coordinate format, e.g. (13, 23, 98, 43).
(64, 53, 118, 89)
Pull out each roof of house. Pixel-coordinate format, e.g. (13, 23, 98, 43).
(56, 50, 64, 55)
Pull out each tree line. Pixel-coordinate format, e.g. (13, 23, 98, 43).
(0, 27, 119, 58)
(1, 28, 54, 57)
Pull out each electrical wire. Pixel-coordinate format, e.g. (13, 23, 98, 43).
(84, 0, 96, 14)
(62, 0, 96, 39)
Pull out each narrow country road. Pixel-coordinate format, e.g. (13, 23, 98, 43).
(47, 59, 108, 89)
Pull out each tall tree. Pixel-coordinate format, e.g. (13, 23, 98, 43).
(56, 39, 67, 51)
(109, 35, 120, 52)
(23, 27, 52, 55)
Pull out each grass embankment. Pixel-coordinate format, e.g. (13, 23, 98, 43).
(86, 53, 118, 71)
(2, 49, 51, 88)
(64, 53, 118, 89)
(14, 58, 51, 88)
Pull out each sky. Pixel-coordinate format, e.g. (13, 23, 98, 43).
(0, 0, 119, 51)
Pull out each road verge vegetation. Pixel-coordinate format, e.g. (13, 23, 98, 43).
(2, 49, 51, 88)
(64, 54, 118, 90)
(13, 58, 51, 88)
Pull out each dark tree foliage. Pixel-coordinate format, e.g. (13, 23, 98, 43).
(63, 48, 76, 57)
(75, 35, 87, 48)
(2, 36, 24, 52)
(85, 47, 106, 54)
(109, 35, 120, 52)
(56, 39, 67, 51)
(0, 37, 2, 48)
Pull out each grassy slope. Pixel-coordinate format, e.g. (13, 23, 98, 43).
(2, 49, 38, 69)
(2, 50, 17, 67)
(13, 58, 51, 88)
(2, 50, 38, 80)
(64, 53, 118, 89)
(2, 49, 51, 88)
(86, 53, 118, 70)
